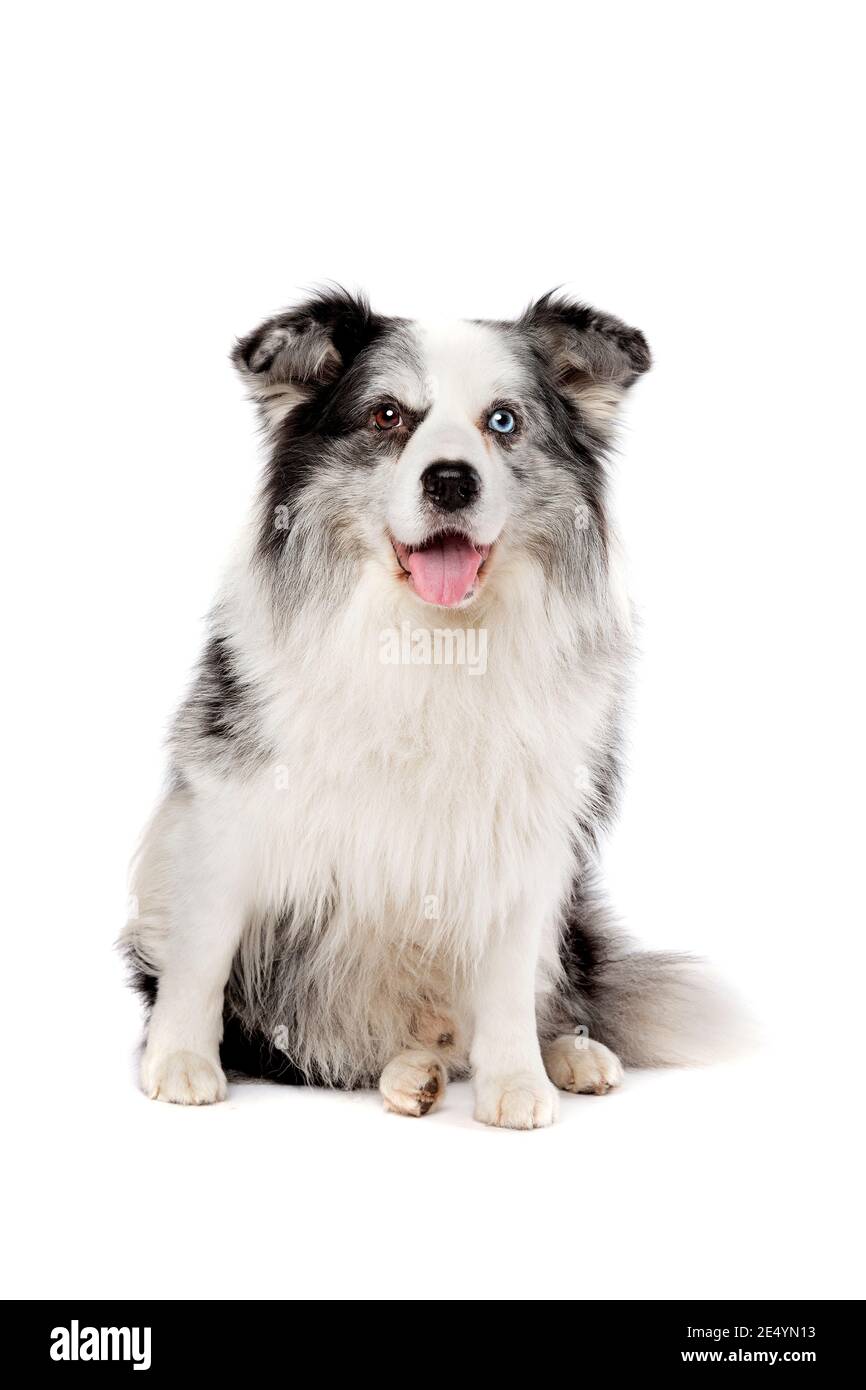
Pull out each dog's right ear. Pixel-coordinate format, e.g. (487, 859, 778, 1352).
(232, 288, 379, 430)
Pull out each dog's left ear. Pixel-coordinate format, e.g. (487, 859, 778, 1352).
(523, 294, 651, 435)
(232, 288, 379, 430)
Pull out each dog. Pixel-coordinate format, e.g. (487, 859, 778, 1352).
(122, 287, 736, 1128)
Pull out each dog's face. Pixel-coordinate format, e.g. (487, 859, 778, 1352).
(233, 290, 649, 611)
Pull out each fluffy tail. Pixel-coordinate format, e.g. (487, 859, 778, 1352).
(555, 883, 753, 1067)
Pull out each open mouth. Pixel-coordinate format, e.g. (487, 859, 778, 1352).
(390, 530, 492, 608)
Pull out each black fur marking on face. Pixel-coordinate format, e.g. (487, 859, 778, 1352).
(238, 290, 389, 568)
(254, 317, 421, 571)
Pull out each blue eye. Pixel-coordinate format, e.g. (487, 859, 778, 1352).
(488, 409, 516, 434)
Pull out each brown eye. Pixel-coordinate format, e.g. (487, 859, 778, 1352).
(374, 403, 402, 431)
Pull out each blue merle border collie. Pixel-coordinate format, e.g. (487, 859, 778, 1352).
(122, 288, 739, 1128)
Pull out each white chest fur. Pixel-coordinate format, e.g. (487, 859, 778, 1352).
(218, 555, 624, 960)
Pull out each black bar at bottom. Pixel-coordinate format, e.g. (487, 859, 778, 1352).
(1, 1299, 860, 1373)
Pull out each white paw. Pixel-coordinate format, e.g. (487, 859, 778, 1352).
(380, 1050, 446, 1116)
(543, 1035, 624, 1095)
(141, 1049, 227, 1105)
(473, 1072, 559, 1129)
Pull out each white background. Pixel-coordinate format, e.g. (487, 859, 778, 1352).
(2, 1, 864, 1301)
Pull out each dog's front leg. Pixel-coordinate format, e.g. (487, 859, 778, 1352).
(140, 837, 249, 1106)
(471, 906, 558, 1130)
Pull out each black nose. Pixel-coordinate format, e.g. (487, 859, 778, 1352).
(421, 462, 481, 513)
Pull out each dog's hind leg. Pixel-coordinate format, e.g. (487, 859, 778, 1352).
(379, 1050, 448, 1117)
(548, 875, 749, 1069)
(542, 1034, 624, 1094)
(378, 996, 468, 1115)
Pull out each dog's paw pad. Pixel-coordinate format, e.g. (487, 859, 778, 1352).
(473, 1072, 559, 1129)
(543, 1036, 624, 1095)
(380, 1051, 446, 1117)
(142, 1050, 227, 1105)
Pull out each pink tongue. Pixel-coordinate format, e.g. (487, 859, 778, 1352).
(407, 535, 483, 607)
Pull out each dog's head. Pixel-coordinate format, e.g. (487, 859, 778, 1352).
(233, 288, 649, 612)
